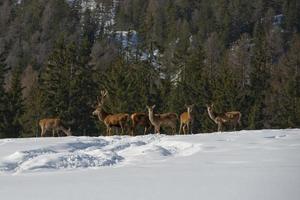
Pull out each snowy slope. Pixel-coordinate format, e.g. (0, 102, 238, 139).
(0, 129, 300, 200)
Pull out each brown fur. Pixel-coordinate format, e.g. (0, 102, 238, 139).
(93, 106, 129, 136)
(93, 90, 130, 136)
(130, 112, 152, 136)
(206, 104, 241, 132)
(39, 118, 72, 137)
(146, 105, 178, 135)
(179, 105, 194, 135)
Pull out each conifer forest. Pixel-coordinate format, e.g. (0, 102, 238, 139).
(0, 0, 300, 138)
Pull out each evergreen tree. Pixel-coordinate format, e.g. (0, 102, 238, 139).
(39, 37, 72, 119)
(39, 36, 98, 136)
(168, 40, 212, 132)
(4, 66, 25, 138)
(248, 21, 271, 129)
(282, 34, 300, 127)
(0, 53, 9, 138)
(68, 39, 98, 136)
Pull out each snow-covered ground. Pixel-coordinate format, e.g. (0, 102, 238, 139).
(0, 129, 300, 200)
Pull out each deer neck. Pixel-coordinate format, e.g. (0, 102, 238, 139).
(59, 126, 71, 136)
(187, 111, 192, 120)
(98, 108, 109, 122)
(148, 110, 156, 125)
(207, 109, 217, 123)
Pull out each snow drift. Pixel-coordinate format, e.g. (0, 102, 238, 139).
(0, 135, 200, 174)
(0, 129, 300, 200)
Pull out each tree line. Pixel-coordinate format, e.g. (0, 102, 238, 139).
(0, 0, 300, 138)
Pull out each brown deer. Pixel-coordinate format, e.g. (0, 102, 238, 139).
(130, 112, 152, 136)
(206, 104, 241, 132)
(39, 118, 72, 137)
(92, 89, 130, 136)
(179, 104, 194, 135)
(146, 105, 178, 135)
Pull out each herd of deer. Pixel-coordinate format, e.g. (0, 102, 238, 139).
(39, 90, 242, 137)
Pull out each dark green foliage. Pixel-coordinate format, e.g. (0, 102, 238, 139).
(38, 36, 98, 136)
(2, 66, 25, 138)
(0, 53, 9, 138)
(0, 0, 299, 137)
(247, 21, 271, 129)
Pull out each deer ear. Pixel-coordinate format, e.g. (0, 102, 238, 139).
(104, 89, 108, 96)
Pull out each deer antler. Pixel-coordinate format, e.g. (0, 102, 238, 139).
(99, 89, 108, 105)
(96, 96, 101, 105)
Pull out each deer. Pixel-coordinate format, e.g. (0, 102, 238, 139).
(146, 105, 178, 135)
(206, 104, 242, 132)
(92, 89, 130, 136)
(130, 112, 152, 136)
(39, 118, 72, 137)
(179, 104, 194, 135)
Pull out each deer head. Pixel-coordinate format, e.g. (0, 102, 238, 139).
(185, 104, 194, 113)
(93, 89, 108, 116)
(65, 127, 72, 136)
(206, 103, 214, 112)
(146, 105, 156, 113)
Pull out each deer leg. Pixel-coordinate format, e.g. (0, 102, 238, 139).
(131, 123, 135, 136)
(125, 123, 129, 135)
(41, 127, 45, 137)
(179, 122, 183, 135)
(144, 126, 148, 135)
(155, 126, 160, 134)
(120, 123, 124, 135)
(106, 126, 109, 136)
(190, 122, 193, 134)
(186, 123, 190, 135)
(217, 123, 222, 132)
(172, 125, 176, 135)
(110, 127, 113, 136)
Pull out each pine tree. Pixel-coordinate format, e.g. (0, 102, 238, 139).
(168, 40, 213, 133)
(248, 21, 271, 129)
(39, 36, 98, 136)
(4, 66, 25, 138)
(68, 39, 98, 136)
(0, 53, 9, 138)
(21, 81, 42, 137)
(282, 34, 300, 127)
(39, 37, 72, 119)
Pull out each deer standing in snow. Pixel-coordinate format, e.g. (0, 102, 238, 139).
(179, 104, 194, 135)
(130, 112, 152, 136)
(39, 118, 72, 137)
(146, 105, 178, 135)
(206, 104, 241, 132)
(92, 89, 130, 136)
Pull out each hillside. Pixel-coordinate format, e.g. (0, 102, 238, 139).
(1, 129, 300, 200)
(0, 0, 300, 138)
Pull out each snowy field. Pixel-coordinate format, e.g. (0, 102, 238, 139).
(0, 129, 300, 200)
